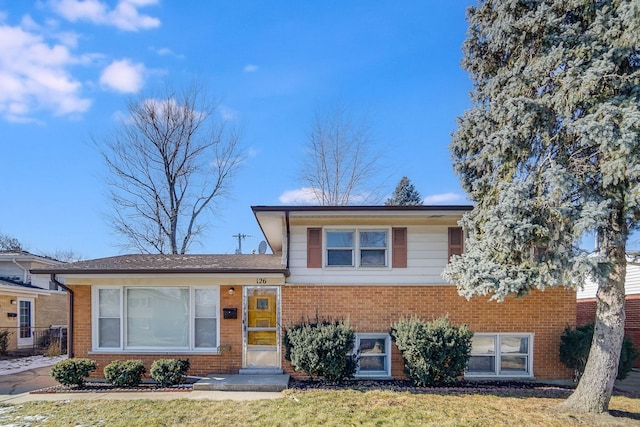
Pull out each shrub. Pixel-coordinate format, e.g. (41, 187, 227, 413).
(283, 318, 357, 383)
(104, 360, 146, 387)
(0, 329, 10, 356)
(150, 359, 190, 387)
(45, 342, 62, 357)
(560, 323, 639, 381)
(50, 358, 97, 386)
(391, 316, 473, 386)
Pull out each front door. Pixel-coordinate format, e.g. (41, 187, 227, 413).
(17, 298, 34, 347)
(243, 286, 280, 369)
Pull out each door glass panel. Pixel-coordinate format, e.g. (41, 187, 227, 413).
(19, 301, 32, 338)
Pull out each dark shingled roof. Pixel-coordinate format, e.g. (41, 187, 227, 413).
(0, 277, 44, 290)
(30, 254, 287, 275)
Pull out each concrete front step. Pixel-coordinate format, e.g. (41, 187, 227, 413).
(193, 374, 290, 392)
(238, 368, 284, 375)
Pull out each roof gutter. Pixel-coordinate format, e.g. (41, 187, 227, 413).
(50, 275, 73, 358)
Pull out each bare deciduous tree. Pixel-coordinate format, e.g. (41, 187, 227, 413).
(99, 83, 244, 254)
(298, 105, 384, 205)
(0, 232, 24, 251)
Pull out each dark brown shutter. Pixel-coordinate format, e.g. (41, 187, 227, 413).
(307, 228, 322, 268)
(448, 227, 464, 260)
(392, 227, 407, 268)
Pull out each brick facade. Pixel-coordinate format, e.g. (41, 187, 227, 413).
(577, 295, 640, 368)
(68, 284, 575, 380)
(282, 285, 575, 380)
(69, 285, 244, 378)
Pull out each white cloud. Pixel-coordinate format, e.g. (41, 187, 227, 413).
(219, 106, 238, 121)
(279, 187, 321, 204)
(0, 22, 91, 121)
(150, 46, 183, 58)
(243, 64, 258, 73)
(422, 192, 465, 204)
(100, 59, 145, 93)
(50, 0, 160, 31)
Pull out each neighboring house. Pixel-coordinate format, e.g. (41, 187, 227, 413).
(577, 255, 640, 368)
(32, 206, 575, 381)
(0, 251, 68, 352)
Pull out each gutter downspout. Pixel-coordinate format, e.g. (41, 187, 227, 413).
(285, 210, 291, 274)
(50, 274, 73, 358)
(12, 258, 29, 283)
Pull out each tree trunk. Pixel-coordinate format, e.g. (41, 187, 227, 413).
(559, 234, 627, 413)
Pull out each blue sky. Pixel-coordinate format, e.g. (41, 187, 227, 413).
(0, 0, 474, 259)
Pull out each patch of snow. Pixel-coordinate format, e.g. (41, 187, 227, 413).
(21, 415, 48, 422)
(0, 355, 67, 376)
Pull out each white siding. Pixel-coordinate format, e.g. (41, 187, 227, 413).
(287, 224, 452, 285)
(0, 262, 25, 281)
(577, 262, 640, 299)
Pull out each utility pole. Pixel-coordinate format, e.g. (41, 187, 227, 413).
(232, 233, 251, 254)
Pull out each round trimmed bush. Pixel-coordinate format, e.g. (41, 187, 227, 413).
(150, 359, 190, 387)
(391, 316, 473, 386)
(50, 358, 97, 386)
(104, 360, 146, 387)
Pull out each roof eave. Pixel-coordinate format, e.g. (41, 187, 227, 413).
(31, 268, 290, 276)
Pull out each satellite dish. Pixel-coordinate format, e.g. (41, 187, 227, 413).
(258, 241, 267, 254)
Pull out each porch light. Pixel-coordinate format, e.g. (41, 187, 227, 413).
(10, 300, 16, 305)
(228, 287, 235, 295)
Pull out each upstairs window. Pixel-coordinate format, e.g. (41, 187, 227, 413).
(359, 231, 387, 266)
(325, 229, 388, 268)
(326, 231, 354, 266)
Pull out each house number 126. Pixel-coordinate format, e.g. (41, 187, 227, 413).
(256, 278, 267, 284)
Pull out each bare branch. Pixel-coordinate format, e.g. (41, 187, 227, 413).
(98, 82, 244, 254)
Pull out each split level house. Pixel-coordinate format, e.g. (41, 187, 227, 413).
(577, 255, 640, 368)
(0, 251, 68, 352)
(32, 205, 575, 381)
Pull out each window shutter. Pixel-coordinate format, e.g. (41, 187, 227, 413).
(307, 228, 322, 268)
(392, 227, 407, 268)
(448, 227, 464, 260)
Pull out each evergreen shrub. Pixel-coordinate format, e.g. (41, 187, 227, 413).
(50, 358, 97, 386)
(104, 360, 146, 387)
(150, 358, 190, 387)
(391, 316, 472, 386)
(560, 323, 639, 381)
(283, 318, 357, 382)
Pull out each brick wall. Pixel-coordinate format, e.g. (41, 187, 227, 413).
(281, 285, 576, 381)
(35, 293, 68, 328)
(0, 295, 19, 351)
(577, 295, 640, 368)
(69, 285, 243, 378)
(68, 284, 575, 380)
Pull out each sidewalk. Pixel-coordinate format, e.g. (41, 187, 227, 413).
(0, 365, 283, 404)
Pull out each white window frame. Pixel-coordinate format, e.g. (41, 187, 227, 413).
(354, 333, 392, 378)
(92, 286, 220, 353)
(465, 333, 534, 378)
(324, 227, 390, 269)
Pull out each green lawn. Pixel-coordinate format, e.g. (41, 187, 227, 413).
(1, 390, 638, 426)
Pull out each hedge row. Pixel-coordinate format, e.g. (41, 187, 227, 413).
(50, 358, 190, 387)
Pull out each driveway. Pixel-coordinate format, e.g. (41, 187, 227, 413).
(0, 365, 57, 400)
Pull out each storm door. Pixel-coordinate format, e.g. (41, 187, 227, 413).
(243, 287, 280, 369)
(17, 298, 34, 347)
